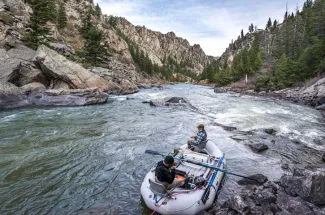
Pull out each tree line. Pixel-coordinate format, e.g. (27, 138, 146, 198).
(210, 0, 325, 91)
(255, 0, 325, 91)
(202, 34, 262, 85)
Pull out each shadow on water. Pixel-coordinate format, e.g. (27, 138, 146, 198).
(0, 84, 324, 215)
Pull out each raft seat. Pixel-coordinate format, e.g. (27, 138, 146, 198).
(148, 178, 167, 195)
(191, 140, 208, 152)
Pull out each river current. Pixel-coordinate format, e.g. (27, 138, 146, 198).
(0, 84, 324, 215)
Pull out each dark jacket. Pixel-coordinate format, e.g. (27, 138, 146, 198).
(155, 161, 175, 184)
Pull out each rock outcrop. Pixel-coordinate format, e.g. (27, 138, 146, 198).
(0, 44, 36, 82)
(280, 164, 325, 205)
(34, 45, 110, 91)
(116, 18, 211, 74)
(208, 166, 325, 215)
(1, 0, 165, 110)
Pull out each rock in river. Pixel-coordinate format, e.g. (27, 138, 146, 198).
(28, 88, 108, 106)
(237, 174, 268, 186)
(248, 143, 269, 153)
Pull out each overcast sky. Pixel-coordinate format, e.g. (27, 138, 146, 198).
(94, 0, 300, 56)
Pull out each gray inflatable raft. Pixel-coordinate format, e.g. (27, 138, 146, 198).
(141, 141, 226, 215)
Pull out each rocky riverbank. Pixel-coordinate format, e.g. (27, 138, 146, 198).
(0, 0, 166, 111)
(0, 43, 161, 110)
(206, 164, 325, 215)
(214, 78, 325, 116)
(206, 127, 325, 215)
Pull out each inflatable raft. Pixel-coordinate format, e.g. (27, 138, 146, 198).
(141, 141, 226, 215)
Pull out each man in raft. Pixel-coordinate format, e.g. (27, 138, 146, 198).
(155, 156, 185, 190)
(187, 124, 207, 149)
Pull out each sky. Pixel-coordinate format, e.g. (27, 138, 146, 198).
(94, 0, 301, 56)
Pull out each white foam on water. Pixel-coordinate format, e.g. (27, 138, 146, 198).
(1, 114, 17, 122)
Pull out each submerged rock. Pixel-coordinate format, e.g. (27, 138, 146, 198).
(143, 97, 196, 109)
(281, 163, 289, 170)
(28, 88, 108, 106)
(165, 97, 187, 103)
(248, 143, 269, 152)
(213, 122, 237, 131)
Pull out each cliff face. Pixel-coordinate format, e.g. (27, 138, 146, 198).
(0, 0, 156, 92)
(116, 17, 211, 74)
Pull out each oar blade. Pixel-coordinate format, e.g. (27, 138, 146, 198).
(145, 150, 162, 156)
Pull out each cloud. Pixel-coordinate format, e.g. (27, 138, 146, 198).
(94, 0, 299, 56)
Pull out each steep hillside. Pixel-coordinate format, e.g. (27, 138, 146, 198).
(208, 0, 324, 91)
(116, 17, 210, 75)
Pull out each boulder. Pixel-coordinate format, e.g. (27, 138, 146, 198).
(90, 67, 139, 94)
(119, 79, 139, 94)
(20, 82, 46, 94)
(90, 67, 114, 81)
(322, 152, 325, 162)
(316, 104, 325, 111)
(276, 192, 314, 215)
(280, 165, 325, 205)
(166, 97, 188, 103)
(281, 163, 289, 170)
(33, 45, 109, 91)
(0, 44, 36, 82)
(238, 174, 268, 186)
(248, 143, 269, 152)
(256, 189, 277, 204)
(7, 61, 49, 87)
(228, 195, 250, 214)
(28, 88, 108, 106)
(48, 42, 75, 56)
(49, 79, 70, 90)
(0, 81, 28, 109)
(137, 84, 151, 89)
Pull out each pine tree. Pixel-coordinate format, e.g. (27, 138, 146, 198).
(108, 16, 117, 28)
(57, 1, 67, 30)
(79, 9, 108, 66)
(22, 0, 56, 49)
(273, 20, 278, 29)
(266, 17, 272, 29)
(95, 3, 101, 17)
(241, 29, 244, 38)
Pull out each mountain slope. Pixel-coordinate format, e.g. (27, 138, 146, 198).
(210, 0, 324, 90)
(116, 17, 210, 74)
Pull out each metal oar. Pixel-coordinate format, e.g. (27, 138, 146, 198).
(145, 149, 259, 182)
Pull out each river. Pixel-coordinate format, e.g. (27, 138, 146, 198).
(0, 84, 324, 215)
